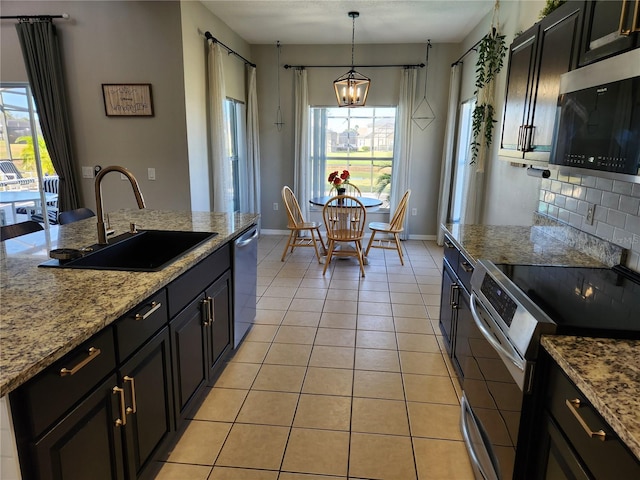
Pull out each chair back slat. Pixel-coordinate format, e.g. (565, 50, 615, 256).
(282, 186, 305, 227)
(323, 195, 366, 240)
(329, 183, 362, 196)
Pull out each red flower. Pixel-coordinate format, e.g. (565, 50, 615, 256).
(328, 169, 350, 186)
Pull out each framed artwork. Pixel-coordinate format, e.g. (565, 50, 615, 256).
(102, 84, 154, 116)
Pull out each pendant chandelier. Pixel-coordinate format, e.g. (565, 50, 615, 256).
(333, 11, 370, 107)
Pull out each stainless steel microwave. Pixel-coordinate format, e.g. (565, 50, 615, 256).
(550, 48, 640, 183)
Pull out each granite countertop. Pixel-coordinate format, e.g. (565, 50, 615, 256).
(0, 208, 259, 397)
(443, 223, 619, 267)
(542, 336, 640, 460)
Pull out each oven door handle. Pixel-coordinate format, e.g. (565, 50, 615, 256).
(470, 292, 526, 372)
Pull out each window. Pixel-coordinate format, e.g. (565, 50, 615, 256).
(0, 84, 57, 225)
(224, 98, 246, 213)
(450, 97, 476, 223)
(310, 107, 396, 207)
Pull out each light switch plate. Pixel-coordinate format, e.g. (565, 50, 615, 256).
(148, 168, 156, 180)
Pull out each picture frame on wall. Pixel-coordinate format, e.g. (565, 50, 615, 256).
(102, 83, 154, 116)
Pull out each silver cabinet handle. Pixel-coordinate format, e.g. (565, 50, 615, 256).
(113, 386, 127, 427)
(124, 376, 137, 415)
(565, 399, 606, 441)
(460, 261, 474, 273)
(134, 301, 161, 321)
(60, 347, 101, 376)
(201, 297, 212, 326)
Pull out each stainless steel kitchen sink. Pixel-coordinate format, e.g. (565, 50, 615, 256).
(39, 230, 217, 272)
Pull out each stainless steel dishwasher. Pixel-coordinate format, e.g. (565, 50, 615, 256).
(233, 226, 258, 347)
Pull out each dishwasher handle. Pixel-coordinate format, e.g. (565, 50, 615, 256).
(235, 228, 258, 248)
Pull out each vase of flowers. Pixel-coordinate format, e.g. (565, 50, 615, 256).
(328, 169, 350, 195)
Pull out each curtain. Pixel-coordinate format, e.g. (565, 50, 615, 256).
(15, 19, 80, 213)
(293, 68, 310, 222)
(208, 42, 232, 213)
(243, 65, 261, 221)
(390, 67, 417, 241)
(436, 64, 462, 245)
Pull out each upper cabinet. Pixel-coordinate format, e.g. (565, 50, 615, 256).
(580, 0, 640, 66)
(499, 1, 584, 164)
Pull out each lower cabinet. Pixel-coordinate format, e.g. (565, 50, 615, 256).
(170, 270, 232, 425)
(533, 353, 640, 479)
(10, 244, 236, 480)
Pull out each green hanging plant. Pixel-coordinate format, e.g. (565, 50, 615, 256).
(470, 28, 507, 165)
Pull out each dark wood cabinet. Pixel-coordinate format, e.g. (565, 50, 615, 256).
(499, 1, 583, 163)
(168, 245, 232, 425)
(119, 327, 174, 480)
(439, 261, 457, 354)
(30, 374, 126, 480)
(580, 0, 640, 66)
(533, 353, 640, 479)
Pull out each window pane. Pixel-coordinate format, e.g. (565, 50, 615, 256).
(311, 106, 396, 207)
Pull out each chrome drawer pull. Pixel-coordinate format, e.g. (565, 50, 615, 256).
(444, 240, 454, 249)
(134, 301, 161, 321)
(124, 376, 137, 414)
(460, 261, 474, 273)
(201, 298, 211, 326)
(565, 399, 606, 441)
(59, 347, 101, 376)
(113, 386, 127, 427)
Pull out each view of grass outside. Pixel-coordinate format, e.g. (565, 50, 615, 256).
(312, 107, 396, 207)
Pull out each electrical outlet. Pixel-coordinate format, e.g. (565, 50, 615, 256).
(411, 208, 417, 216)
(82, 166, 93, 178)
(273, 202, 278, 211)
(586, 204, 595, 225)
(148, 167, 156, 180)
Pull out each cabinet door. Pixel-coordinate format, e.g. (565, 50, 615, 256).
(120, 327, 174, 480)
(525, 4, 583, 161)
(499, 29, 538, 158)
(170, 293, 207, 423)
(31, 374, 125, 480)
(580, 0, 639, 66)
(439, 262, 457, 356)
(205, 271, 232, 382)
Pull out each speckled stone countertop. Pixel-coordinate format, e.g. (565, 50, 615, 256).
(443, 223, 615, 267)
(542, 336, 640, 460)
(0, 209, 259, 397)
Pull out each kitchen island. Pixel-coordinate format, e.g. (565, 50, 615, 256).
(0, 208, 258, 480)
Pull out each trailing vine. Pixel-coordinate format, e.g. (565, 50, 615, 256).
(470, 26, 507, 165)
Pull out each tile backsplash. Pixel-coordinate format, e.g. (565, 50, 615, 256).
(538, 170, 640, 273)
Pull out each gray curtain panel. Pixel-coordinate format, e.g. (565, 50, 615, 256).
(15, 19, 80, 212)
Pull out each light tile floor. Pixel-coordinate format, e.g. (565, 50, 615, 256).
(154, 235, 474, 480)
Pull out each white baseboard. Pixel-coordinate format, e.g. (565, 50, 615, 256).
(260, 229, 436, 241)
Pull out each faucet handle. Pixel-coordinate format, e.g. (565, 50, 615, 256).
(129, 223, 138, 234)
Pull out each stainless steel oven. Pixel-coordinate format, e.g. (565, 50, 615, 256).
(460, 260, 640, 479)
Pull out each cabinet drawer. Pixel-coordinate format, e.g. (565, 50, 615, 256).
(11, 328, 117, 439)
(115, 290, 168, 362)
(443, 236, 459, 269)
(167, 244, 231, 318)
(456, 252, 474, 292)
(547, 364, 640, 479)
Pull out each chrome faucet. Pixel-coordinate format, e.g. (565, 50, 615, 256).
(94, 166, 146, 244)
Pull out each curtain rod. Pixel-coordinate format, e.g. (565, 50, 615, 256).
(204, 31, 256, 68)
(1, 14, 69, 20)
(284, 63, 424, 69)
(452, 37, 482, 66)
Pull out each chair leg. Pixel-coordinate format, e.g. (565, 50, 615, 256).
(365, 230, 377, 256)
(323, 240, 335, 275)
(394, 233, 404, 265)
(355, 240, 366, 277)
(315, 227, 327, 254)
(310, 229, 322, 263)
(281, 230, 296, 261)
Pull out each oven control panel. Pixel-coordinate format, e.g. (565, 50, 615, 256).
(480, 273, 518, 327)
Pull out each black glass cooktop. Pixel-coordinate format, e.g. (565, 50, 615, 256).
(494, 264, 640, 339)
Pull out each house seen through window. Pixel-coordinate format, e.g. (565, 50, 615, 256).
(310, 106, 396, 207)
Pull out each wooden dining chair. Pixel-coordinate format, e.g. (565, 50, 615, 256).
(365, 189, 411, 265)
(281, 186, 327, 262)
(0, 220, 44, 241)
(322, 195, 367, 277)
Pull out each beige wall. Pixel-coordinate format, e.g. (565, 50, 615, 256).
(1, 1, 192, 214)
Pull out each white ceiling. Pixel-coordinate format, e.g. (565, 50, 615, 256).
(199, 0, 499, 45)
